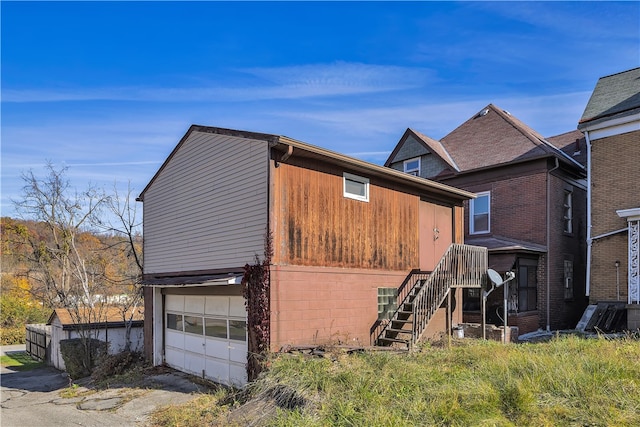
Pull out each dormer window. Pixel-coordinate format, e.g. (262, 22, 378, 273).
(403, 157, 420, 176)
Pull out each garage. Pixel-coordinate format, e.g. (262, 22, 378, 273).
(164, 294, 247, 386)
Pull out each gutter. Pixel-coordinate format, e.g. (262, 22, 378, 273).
(546, 157, 560, 331)
(585, 131, 592, 297)
(274, 136, 476, 201)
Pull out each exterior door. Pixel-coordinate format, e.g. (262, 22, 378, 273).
(164, 294, 247, 386)
(419, 201, 453, 271)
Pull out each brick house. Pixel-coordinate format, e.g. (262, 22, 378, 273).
(385, 104, 588, 334)
(577, 67, 640, 329)
(138, 125, 486, 386)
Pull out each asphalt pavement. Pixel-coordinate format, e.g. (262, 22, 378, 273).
(0, 345, 212, 427)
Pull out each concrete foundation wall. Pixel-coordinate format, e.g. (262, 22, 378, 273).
(270, 265, 461, 350)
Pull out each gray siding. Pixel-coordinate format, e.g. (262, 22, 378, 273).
(388, 136, 450, 179)
(392, 135, 430, 162)
(143, 131, 269, 274)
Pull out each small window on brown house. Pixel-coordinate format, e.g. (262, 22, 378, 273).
(517, 259, 537, 312)
(343, 172, 369, 202)
(470, 192, 490, 234)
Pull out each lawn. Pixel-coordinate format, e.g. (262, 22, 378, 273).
(150, 335, 640, 427)
(1, 351, 44, 371)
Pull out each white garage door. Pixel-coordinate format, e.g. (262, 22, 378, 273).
(164, 294, 247, 386)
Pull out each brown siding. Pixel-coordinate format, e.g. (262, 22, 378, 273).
(272, 158, 419, 270)
(454, 206, 464, 244)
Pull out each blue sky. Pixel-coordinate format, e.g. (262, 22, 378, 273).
(2, 1, 639, 220)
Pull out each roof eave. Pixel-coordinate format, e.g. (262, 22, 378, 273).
(275, 136, 475, 201)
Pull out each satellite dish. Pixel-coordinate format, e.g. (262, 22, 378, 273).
(487, 269, 504, 287)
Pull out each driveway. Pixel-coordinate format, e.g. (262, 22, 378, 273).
(1, 345, 213, 427)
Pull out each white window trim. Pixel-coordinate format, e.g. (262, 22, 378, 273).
(563, 190, 573, 234)
(343, 172, 369, 202)
(403, 157, 421, 176)
(470, 191, 490, 235)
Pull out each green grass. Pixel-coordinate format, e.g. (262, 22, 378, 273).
(0, 351, 44, 371)
(150, 336, 640, 427)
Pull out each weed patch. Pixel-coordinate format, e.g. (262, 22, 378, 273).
(149, 336, 640, 426)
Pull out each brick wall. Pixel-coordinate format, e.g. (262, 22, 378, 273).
(462, 171, 548, 243)
(545, 174, 589, 329)
(591, 131, 639, 236)
(590, 130, 640, 303)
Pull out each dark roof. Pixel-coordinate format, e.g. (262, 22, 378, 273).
(142, 272, 244, 286)
(464, 235, 547, 254)
(138, 124, 476, 203)
(439, 104, 582, 172)
(578, 67, 640, 128)
(546, 129, 587, 168)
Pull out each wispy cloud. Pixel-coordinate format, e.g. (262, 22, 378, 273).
(3, 62, 434, 103)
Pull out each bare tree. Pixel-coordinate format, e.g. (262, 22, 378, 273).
(14, 162, 110, 370)
(97, 182, 144, 352)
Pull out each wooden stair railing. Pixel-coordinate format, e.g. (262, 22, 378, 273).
(374, 243, 487, 349)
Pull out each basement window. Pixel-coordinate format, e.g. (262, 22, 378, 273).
(343, 172, 369, 202)
(378, 287, 398, 320)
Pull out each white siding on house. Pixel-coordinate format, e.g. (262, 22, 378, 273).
(49, 318, 143, 371)
(143, 131, 269, 274)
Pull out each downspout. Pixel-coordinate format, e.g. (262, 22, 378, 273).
(546, 157, 560, 331)
(584, 131, 592, 298)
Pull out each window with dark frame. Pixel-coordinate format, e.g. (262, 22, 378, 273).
(463, 288, 481, 311)
(564, 260, 574, 300)
(517, 259, 538, 312)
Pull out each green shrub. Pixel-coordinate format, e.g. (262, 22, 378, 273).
(0, 294, 49, 328)
(60, 338, 107, 379)
(0, 327, 27, 345)
(91, 351, 145, 382)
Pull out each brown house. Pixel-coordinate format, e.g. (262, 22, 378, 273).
(386, 104, 588, 335)
(578, 67, 640, 330)
(138, 125, 486, 386)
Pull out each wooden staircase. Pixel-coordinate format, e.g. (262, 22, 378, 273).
(373, 243, 487, 349)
